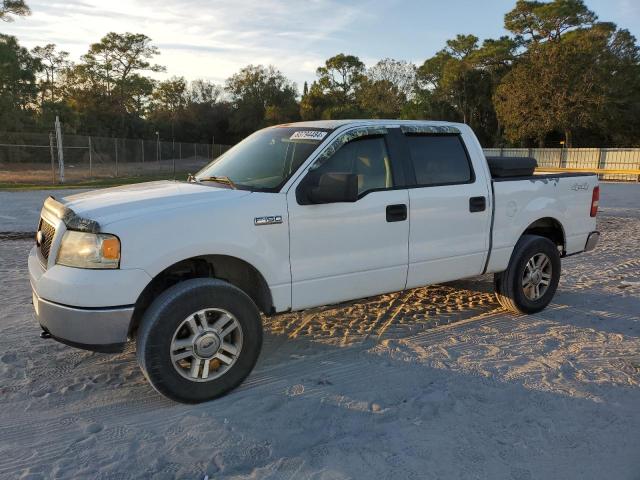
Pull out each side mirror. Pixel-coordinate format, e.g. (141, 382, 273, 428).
(297, 172, 358, 204)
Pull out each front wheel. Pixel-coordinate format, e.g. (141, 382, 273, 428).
(136, 278, 263, 403)
(494, 234, 561, 314)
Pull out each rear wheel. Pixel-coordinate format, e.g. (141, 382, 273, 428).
(136, 278, 262, 403)
(494, 234, 561, 314)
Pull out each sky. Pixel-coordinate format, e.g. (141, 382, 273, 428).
(4, 0, 639, 92)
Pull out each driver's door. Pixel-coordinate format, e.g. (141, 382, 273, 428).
(286, 131, 409, 310)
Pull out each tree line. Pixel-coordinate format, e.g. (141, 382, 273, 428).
(1, 0, 639, 147)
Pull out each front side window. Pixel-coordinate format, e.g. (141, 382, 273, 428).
(406, 135, 473, 186)
(195, 127, 331, 191)
(312, 136, 393, 195)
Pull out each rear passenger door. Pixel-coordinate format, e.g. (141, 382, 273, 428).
(404, 132, 491, 288)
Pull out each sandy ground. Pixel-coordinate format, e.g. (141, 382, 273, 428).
(0, 184, 638, 479)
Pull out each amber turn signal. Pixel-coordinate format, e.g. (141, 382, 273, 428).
(101, 237, 121, 260)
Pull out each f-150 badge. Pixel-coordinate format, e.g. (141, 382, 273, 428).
(254, 216, 283, 226)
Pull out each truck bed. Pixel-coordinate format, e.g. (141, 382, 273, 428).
(486, 172, 598, 274)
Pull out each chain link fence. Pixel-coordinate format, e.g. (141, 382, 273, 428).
(2, 131, 639, 185)
(0, 131, 232, 185)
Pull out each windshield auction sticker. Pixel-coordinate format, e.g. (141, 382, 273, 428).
(290, 131, 327, 141)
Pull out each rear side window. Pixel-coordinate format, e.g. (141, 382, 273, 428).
(406, 135, 473, 186)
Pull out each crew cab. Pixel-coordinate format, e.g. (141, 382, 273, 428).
(29, 120, 600, 403)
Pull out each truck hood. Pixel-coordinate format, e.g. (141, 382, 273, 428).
(61, 180, 251, 226)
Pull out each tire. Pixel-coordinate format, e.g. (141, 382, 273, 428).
(494, 234, 561, 314)
(136, 278, 263, 403)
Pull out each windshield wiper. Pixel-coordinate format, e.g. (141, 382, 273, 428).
(197, 175, 238, 189)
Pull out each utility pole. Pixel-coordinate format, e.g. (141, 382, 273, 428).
(88, 136, 93, 178)
(156, 131, 160, 162)
(55, 116, 64, 183)
(49, 132, 56, 184)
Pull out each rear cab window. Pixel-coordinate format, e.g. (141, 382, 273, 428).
(405, 134, 474, 187)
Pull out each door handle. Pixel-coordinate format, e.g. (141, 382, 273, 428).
(469, 196, 486, 212)
(386, 204, 407, 222)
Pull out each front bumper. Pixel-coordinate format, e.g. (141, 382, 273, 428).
(28, 246, 150, 352)
(32, 290, 133, 352)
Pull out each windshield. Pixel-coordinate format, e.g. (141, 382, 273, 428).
(195, 127, 332, 191)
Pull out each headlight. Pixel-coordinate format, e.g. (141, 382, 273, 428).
(56, 231, 120, 269)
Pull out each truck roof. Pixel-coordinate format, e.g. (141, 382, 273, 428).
(275, 119, 467, 130)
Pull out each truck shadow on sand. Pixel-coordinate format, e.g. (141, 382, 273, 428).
(264, 275, 501, 347)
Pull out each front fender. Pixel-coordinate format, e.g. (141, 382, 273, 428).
(107, 192, 292, 310)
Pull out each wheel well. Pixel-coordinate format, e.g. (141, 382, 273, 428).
(522, 217, 565, 254)
(129, 255, 273, 338)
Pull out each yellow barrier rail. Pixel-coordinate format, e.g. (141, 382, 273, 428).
(536, 167, 640, 176)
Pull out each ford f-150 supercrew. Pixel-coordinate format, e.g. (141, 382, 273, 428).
(29, 120, 600, 403)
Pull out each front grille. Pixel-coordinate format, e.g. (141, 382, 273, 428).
(38, 218, 56, 261)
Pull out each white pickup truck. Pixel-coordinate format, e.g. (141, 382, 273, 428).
(29, 120, 600, 403)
